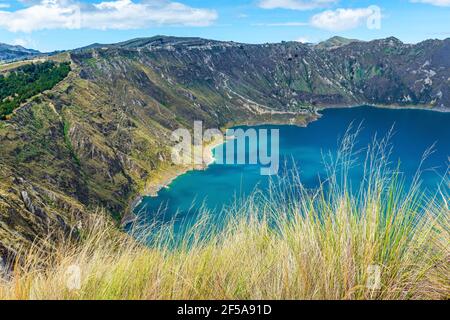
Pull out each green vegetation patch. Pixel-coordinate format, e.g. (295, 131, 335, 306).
(0, 61, 71, 120)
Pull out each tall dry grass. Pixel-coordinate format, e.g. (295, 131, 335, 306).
(0, 129, 448, 300)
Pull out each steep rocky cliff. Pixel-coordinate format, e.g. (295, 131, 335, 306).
(1, 36, 449, 261)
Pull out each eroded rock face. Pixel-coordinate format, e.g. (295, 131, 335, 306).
(75, 36, 449, 111)
(0, 36, 449, 259)
(0, 166, 82, 261)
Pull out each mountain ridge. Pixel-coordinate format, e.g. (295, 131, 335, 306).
(0, 43, 41, 63)
(74, 35, 450, 47)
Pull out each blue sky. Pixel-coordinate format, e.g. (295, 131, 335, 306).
(0, 0, 449, 52)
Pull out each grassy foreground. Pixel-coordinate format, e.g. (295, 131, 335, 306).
(0, 138, 449, 300)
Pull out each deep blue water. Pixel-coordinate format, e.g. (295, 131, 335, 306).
(134, 106, 449, 232)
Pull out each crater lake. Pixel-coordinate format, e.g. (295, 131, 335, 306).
(133, 106, 450, 235)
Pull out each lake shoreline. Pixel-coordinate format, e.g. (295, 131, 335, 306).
(122, 136, 227, 225)
(125, 114, 316, 220)
(146, 135, 227, 195)
(318, 103, 450, 113)
(125, 103, 448, 223)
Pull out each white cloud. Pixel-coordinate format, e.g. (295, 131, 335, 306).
(411, 0, 450, 6)
(258, 0, 338, 10)
(295, 36, 309, 43)
(310, 6, 381, 31)
(0, 4, 10, 8)
(12, 38, 30, 47)
(11, 37, 39, 49)
(0, 0, 218, 32)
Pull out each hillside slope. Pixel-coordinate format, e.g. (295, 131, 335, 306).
(0, 36, 449, 261)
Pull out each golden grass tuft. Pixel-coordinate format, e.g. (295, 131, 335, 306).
(0, 131, 449, 300)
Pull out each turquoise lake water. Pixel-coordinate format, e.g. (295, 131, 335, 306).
(134, 106, 449, 233)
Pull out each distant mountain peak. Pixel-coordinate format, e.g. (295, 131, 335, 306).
(115, 35, 229, 49)
(74, 35, 232, 53)
(0, 43, 41, 63)
(380, 36, 403, 45)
